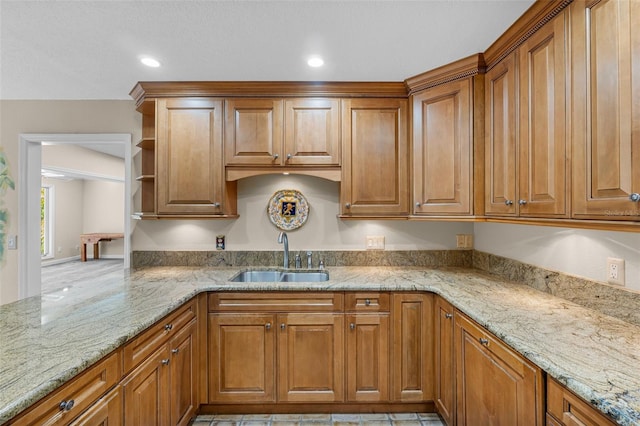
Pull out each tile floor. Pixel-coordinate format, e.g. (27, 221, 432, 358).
(190, 413, 445, 425)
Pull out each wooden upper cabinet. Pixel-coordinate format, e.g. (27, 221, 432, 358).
(341, 98, 409, 216)
(224, 98, 284, 166)
(412, 78, 473, 215)
(571, 0, 640, 220)
(517, 11, 569, 218)
(284, 98, 341, 166)
(156, 98, 236, 216)
(485, 52, 518, 216)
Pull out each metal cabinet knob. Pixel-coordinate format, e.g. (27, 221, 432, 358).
(444, 313, 453, 319)
(266, 323, 271, 330)
(416, 202, 422, 207)
(504, 200, 513, 206)
(171, 348, 180, 354)
(345, 203, 351, 209)
(161, 358, 170, 365)
(479, 338, 489, 346)
(287, 153, 292, 160)
(213, 202, 221, 208)
(273, 153, 279, 160)
(364, 299, 371, 306)
(59, 399, 75, 412)
(164, 323, 173, 331)
(630, 193, 640, 202)
(350, 323, 355, 330)
(280, 323, 286, 330)
(518, 199, 527, 205)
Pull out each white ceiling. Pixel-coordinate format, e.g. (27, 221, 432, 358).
(0, 0, 535, 100)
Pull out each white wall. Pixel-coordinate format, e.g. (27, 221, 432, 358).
(133, 174, 474, 251)
(474, 222, 640, 292)
(41, 177, 84, 261)
(83, 180, 124, 257)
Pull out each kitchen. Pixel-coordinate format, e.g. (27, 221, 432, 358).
(1, 0, 640, 425)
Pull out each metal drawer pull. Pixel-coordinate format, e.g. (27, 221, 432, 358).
(281, 323, 286, 330)
(504, 199, 513, 206)
(273, 154, 279, 160)
(59, 399, 75, 411)
(518, 199, 527, 205)
(266, 323, 271, 330)
(479, 338, 489, 346)
(164, 323, 173, 331)
(172, 348, 180, 354)
(445, 313, 453, 319)
(161, 358, 170, 365)
(364, 299, 371, 306)
(350, 323, 355, 330)
(630, 193, 640, 202)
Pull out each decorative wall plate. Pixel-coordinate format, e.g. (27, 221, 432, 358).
(267, 189, 309, 231)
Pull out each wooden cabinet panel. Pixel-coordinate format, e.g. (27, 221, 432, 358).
(209, 313, 277, 403)
(169, 318, 198, 426)
(278, 313, 344, 403)
(434, 297, 455, 426)
(547, 377, 616, 426)
(390, 293, 433, 402)
(156, 98, 232, 215)
(413, 78, 473, 215)
(345, 313, 389, 402)
(224, 99, 284, 166)
(68, 386, 122, 426)
(485, 52, 518, 216)
(345, 292, 390, 312)
(518, 11, 569, 217)
(10, 352, 121, 426)
(455, 312, 543, 426)
(341, 98, 409, 216)
(209, 292, 343, 313)
(284, 98, 340, 166)
(571, 0, 640, 220)
(122, 345, 170, 426)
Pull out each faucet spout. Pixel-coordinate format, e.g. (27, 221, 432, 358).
(278, 231, 289, 269)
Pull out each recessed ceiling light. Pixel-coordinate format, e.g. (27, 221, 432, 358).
(307, 56, 324, 68)
(140, 57, 161, 68)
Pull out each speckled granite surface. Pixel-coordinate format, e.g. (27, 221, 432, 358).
(1, 265, 639, 425)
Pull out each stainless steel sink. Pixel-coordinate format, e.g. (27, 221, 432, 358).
(230, 269, 329, 282)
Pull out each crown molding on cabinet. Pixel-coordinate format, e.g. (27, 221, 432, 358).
(404, 53, 486, 95)
(483, 0, 571, 70)
(130, 81, 409, 108)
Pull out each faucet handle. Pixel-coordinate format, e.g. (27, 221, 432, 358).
(306, 251, 313, 268)
(295, 253, 301, 269)
(318, 260, 325, 270)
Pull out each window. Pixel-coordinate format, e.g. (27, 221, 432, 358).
(41, 185, 53, 258)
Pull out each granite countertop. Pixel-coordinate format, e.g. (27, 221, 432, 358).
(1, 266, 639, 425)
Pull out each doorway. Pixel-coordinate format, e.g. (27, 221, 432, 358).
(19, 133, 132, 299)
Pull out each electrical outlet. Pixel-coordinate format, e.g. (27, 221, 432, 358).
(366, 236, 385, 250)
(456, 234, 473, 249)
(607, 257, 625, 286)
(7, 235, 17, 250)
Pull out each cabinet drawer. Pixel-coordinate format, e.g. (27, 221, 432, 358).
(345, 292, 389, 312)
(10, 351, 121, 426)
(123, 299, 197, 373)
(547, 377, 615, 426)
(209, 292, 343, 312)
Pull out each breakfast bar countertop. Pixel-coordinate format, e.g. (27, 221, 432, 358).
(1, 266, 639, 425)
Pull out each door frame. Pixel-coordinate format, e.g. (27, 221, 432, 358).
(19, 133, 132, 299)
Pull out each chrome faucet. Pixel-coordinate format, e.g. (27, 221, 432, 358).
(278, 231, 289, 269)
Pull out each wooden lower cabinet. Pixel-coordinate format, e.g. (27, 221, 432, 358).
(546, 377, 616, 426)
(390, 293, 434, 402)
(69, 386, 122, 426)
(455, 312, 544, 426)
(169, 318, 199, 426)
(434, 297, 455, 425)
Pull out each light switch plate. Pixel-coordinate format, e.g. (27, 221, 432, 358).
(366, 236, 385, 250)
(7, 235, 17, 250)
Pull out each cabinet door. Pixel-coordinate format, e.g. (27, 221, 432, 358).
(455, 313, 544, 426)
(225, 99, 284, 166)
(209, 313, 276, 403)
(284, 98, 341, 166)
(68, 386, 122, 426)
(278, 313, 344, 402)
(413, 78, 472, 215)
(122, 345, 170, 426)
(434, 297, 455, 426)
(547, 377, 616, 426)
(390, 293, 433, 402)
(169, 319, 197, 426)
(345, 313, 389, 402)
(341, 98, 409, 216)
(518, 11, 569, 217)
(156, 98, 226, 215)
(571, 0, 640, 219)
(485, 52, 518, 216)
